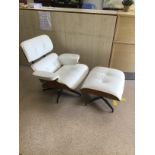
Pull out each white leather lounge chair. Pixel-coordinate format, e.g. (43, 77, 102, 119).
(20, 35, 89, 103)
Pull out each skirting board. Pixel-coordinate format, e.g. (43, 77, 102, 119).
(124, 72, 135, 80)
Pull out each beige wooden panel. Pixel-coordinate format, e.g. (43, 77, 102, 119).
(50, 12, 65, 32)
(64, 33, 113, 68)
(20, 10, 35, 65)
(20, 10, 36, 30)
(19, 10, 52, 65)
(63, 13, 116, 68)
(114, 16, 135, 44)
(64, 33, 95, 68)
(63, 13, 116, 36)
(50, 31, 66, 53)
(110, 43, 135, 72)
(19, 10, 116, 67)
(20, 7, 118, 15)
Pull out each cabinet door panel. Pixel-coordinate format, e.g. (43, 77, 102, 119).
(110, 43, 135, 72)
(114, 16, 135, 44)
(19, 10, 116, 67)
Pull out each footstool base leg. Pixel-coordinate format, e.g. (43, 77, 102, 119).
(101, 97, 114, 113)
(89, 97, 102, 102)
(89, 96, 114, 113)
(68, 89, 81, 96)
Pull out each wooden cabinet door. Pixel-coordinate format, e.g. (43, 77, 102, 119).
(110, 43, 135, 72)
(114, 16, 135, 44)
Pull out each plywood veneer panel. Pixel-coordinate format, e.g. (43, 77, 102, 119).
(110, 43, 135, 72)
(114, 16, 135, 44)
(19, 10, 116, 67)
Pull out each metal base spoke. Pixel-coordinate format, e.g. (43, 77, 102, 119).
(57, 89, 63, 104)
(68, 89, 81, 96)
(89, 97, 102, 102)
(56, 89, 81, 104)
(101, 97, 114, 113)
(89, 96, 114, 113)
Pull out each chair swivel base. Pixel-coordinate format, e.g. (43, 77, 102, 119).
(40, 79, 81, 103)
(56, 88, 81, 103)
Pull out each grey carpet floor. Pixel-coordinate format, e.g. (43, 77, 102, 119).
(19, 66, 135, 155)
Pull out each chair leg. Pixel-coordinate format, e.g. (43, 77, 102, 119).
(87, 96, 102, 106)
(57, 89, 63, 104)
(89, 96, 102, 103)
(68, 89, 81, 96)
(101, 97, 114, 113)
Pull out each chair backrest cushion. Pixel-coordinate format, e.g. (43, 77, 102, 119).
(31, 53, 61, 73)
(20, 35, 53, 62)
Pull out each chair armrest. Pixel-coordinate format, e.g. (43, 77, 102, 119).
(32, 71, 59, 80)
(59, 53, 80, 65)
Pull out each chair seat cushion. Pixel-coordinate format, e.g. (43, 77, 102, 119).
(32, 71, 59, 81)
(54, 64, 89, 89)
(81, 67, 125, 100)
(31, 53, 61, 73)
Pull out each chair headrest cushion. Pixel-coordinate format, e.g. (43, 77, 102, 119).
(20, 35, 53, 62)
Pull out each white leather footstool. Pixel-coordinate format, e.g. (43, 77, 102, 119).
(81, 67, 125, 112)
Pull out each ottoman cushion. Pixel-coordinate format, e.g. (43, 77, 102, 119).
(81, 67, 125, 101)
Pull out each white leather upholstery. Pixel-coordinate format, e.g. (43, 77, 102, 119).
(20, 34, 89, 90)
(31, 53, 61, 73)
(32, 71, 59, 81)
(81, 67, 125, 100)
(59, 53, 80, 65)
(20, 35, 53, 62)
(55, 64, 89, 89)
(32, 64, 88, 89)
